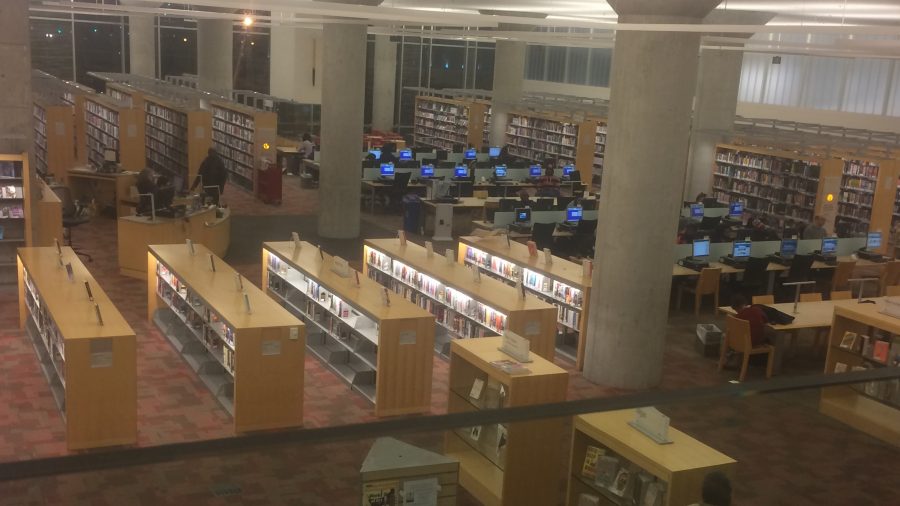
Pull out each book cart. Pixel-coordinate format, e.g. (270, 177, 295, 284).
(18, 246, 137, 450)
(364, 237, 558, 361)
(148, 243, 305, 433)
(262, 240, 435, 417)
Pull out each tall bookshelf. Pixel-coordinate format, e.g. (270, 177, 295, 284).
(0, 154, 32, 284)
(893, 179, 900, 230)
(33, 97, 76, 182)
(144, 95, 212, 190)
(18, 246, 137, 450)
(148, 243, 306, 433)
(363, 238, 558, 362)
(414, 96, 488, 151)
(712, 144, 821, 230)
(211, 101, 278, 194)
(82, 94, 145, 171)
(445, 336, 568, 506)
(835, 159, 879, 237)
(457, 235, 592, 369)
(482, 105, 492, 147)
(263, 241, 435, 417)
(505, 112, 601, 182)
(594, 121, 607, 182)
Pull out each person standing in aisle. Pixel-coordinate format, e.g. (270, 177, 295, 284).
(300, 133, 315, 161)
(191, 148, 228, 205)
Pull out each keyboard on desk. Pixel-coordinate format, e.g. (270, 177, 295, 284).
(812, 253, 837, 265)
(510, 223, 532, 234)
(766, 254, 793, 266)
(678, 257, 709, 271)
(720, 255, 749, 268)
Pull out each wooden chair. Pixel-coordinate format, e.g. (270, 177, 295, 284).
(799, 292, 823, 302)
(887, 285, 900, 297)
(677, 267, 722, 316)
(879, 261, 900, 296)
(831, 260, 856, 293)
(752, 295, 774, 305)
(718, 315, 775, 382)
(830, 290, 851, 300)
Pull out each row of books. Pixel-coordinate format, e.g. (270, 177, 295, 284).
(0, 161, 23, 179)
(414, 111, 466, 125)
(85, 113, 119, 140)
(507, 127, 577, 146)
(211, 106, 255, 130)
(522, 271, 584, 308)
(24, 272, 66, 371)
(842, 176, 876, 192)
(85, 99, 120, 125)
(837, 331, 899, 366)
(0, 205, 25, 218)
(212, 118, 254, 143)
(390, 282, 489, 340)
(212, 130, 253, 156)
(156, 263, 235, 348)
(107, 88, 133, 107)
(843, 160, 879, 180)
(716, 150, 822, 176)
(414, 119, 467, 137)
(558, 305, 580, 330)
(580, 445, 666, 506)
(146, 102, 187, 128)
(510, 115, 579, 136)
(147, 115, 188, 140)
(508, 143, 577, 159)
(839, 190, 874, 207)
(416, 100, 463, 116)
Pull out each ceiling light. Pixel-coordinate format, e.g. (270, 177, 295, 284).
(242, 16, 254, 28)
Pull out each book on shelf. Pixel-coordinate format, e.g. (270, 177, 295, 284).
(581, 445, 605, 479)
(594, 455, 619, 488)
(611, 466, 633, 497)
(860, 335, 873, 359)
(469, 425, 482, 441)
(641, 481, 665, 506)
(873, 340, 890, 364)
(363, 480, 399, 506)
(839, 331, 858, 350)
(1, 185, 22, 198)
(469, 377, 485, 400)
(633, 472, 656, 505)
(489, 359, 531, 376)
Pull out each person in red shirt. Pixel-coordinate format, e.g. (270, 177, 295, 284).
(731, 294, 770, 347)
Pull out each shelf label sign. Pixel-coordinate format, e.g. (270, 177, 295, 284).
(628, 407, 672, 444)
(498, 330, 531, 363)
(262, 340, 282, 356)
(399, 330, 416, 345)
(90, 338, 113, 368)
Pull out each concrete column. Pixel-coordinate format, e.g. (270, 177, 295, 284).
(0, 0, 31, 155)
(371, 35, 397, 132)
(489, 38, 526, 147)
(128, 15, 156, 77)
(197, 19, 233, 94)
(270, 19, 322, 103)
(583, 0, 721, 389)
(318, 24, 366, 238)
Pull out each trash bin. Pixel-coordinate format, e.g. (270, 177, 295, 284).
(695, 323, 722, 357)
(402, 194, 422, 234)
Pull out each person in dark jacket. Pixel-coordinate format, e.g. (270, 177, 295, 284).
(191, 148, 228, 205)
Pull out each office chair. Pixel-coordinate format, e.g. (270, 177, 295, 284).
(569, 170, 582, 183)
(385, 172, 411, 213)
(52, 185, 92, 262)
(574, 219, 598, 257)
(555, 196, 573, 210)
(534, 198, 554, 211)
(457, 182, 474, 198)
(719, 315, 774, 382)
(739, 257, 770, 297)
(830, 260, 856, 294)
(498, 198, 517, 212)
(531, 222, 557, 253)
(752, 295, 774, 305)
(582, 199, 598, 211)
(777, 254, 813, 300)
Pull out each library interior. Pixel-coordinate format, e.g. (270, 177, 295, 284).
(4, 0, 900, 505)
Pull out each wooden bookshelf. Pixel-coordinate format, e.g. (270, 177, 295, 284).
(263, 240, 435, 417)
(505, 112, 603, 182)
(32, 97, 75, 181)
(82, 94, 145, 171)
(364, 238, 558, 362)
(457, 235, 591, 369)
(17, 246, 137, 450)
(210, 101, 277, 194)
(820, 301, 900, 446)
(445, 336, 568, 506)
(414, 96, 488, 151)
(567, 410, 736, 506)
(32, 70, 95, 170)
(106, 82, 142, 109)
(144, 95, 212, 190)
(482, 105, 492, 148)
(148, 243, 305, 433)
(0, 153, 33, 284)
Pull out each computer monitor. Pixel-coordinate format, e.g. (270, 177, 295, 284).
(420, 164, 435, 178)
(368, 149, 381, 160)
(454, 165, 468, 178)
(822, 237, 838, 255)
(867, 231, 882, 250)
(780, 238, 798, 259)
(488, 147, 501, 158)
(732, 241, 751, 258)
(494, 165, 507, 178)
(562, 165, 575, 177)
(690, 204, 704, 219)
(529, 165, 542, 177)
(729, 202, 743, 218)
(380, 163, 395, 177)
(514, 207, 531, 224)
(692, 239, 710, 258)
(566, 206, 583, 223)
(464, 148, 477, 161)
(399, 149, 413, 161)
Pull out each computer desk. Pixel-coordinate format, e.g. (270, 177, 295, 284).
(67, 167, 138, 217)
(471, 220, 575, 239)
(361, 180, 427, 213)
(421, 197, 502, 236)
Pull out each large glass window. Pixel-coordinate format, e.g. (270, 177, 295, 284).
(234, 28, 270, 93)
(429, 45, 466, 89)
(474, 46, 494, 90)
(30, 16, 75, 80)
(545, 47, 567, 83)
(566, 47, 589, 85)
(525, 45, 546, 80)
(73, 16, 125, 90)
(159, 26, 196, 79)
(587, 48, 612, 87)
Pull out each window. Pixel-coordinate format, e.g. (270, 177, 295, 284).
(30, 16, 74, 80)
(73, 16, 125, 90)
(566, 47, 589, 85)
(233, 28, 270, 93)
(159, 27, 196, 80)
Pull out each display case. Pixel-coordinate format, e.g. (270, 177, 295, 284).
(364, 238, 558, 361)
(148, 243, 305, 433)
(263, 240, 435, 417)
(445, 336, 568, 506)
(17, 246, 137, 450)
(210, 101, 277, 194)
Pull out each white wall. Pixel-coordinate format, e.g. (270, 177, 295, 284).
(270, 26, 323, 104)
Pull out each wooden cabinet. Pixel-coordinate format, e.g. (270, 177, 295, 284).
(263, 240, 435, 417)
(364, 237, 558, 362)
(148, 243, 305, 433)
(18, 246, 137, 450)
(445, 336, 568, 506)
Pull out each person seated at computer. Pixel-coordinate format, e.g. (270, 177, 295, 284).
(536, 167, 561, 197)
(190, 148, 228, 205)
(695, 192, 707, 204)
(380, 142, 400, 165)
(517, 189, 532, 207)
(802, 215, 828, 239)
(136, 169, 174, 216)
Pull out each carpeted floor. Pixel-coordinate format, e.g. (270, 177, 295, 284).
(0, 176, 897, 505)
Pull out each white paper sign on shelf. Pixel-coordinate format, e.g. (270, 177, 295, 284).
(261, 340, 282, 356)
(628, 407, 673, 444)
(331, 256, 351, 278)
(515, 270, 525, 300)
(471, 264, 481, 284)
(398, 230, 407, 246)
(399, 330, 416, 345)
(445, 248, 455, 265)
(90, 338, 112, 368)
(425, 241, 434, 257)
(291, 232, 301, 251)
(289, 327, 300, 340)
(524, 320, 540, 336)
(543, 248, 553, 265)
(498, 330, 532, 363)
(401, 477, 440, 506)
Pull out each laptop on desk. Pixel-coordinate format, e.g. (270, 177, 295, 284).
(558, 206, 582, 232)
(679, 239, 711, 271)
(768, 238, 797, 266)
(721, 241, 751, 267)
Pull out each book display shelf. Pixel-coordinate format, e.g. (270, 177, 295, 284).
(148, 243, 305, 433)
(445, 336, 568, 506)
(33, 96, 75, 181)
(457, 235, 592, 368)
(712, 144, 821, 231)
(17, 246, 137, 450)
(144, 95, 212, 190)
(82, 94, 145, 171)
(567, 410, 736, 506)
(820, 301, 900, 446)
(262, 241, 435, 417)
(413, 96, 488, 152)
(505, 112, 601, 181)
(0, 154, 32, 284)
(364, 238, 558, 361)
(211, 101, 278, 194)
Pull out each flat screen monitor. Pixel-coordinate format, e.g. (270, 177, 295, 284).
(464, 148, 477, 160)
(780, 238, 798, 259)
(489, 147, 501, 158)
(729, 202, 743, 218)
(822, 237, 838, 255)
(732, 241, 751, 258)
(566, 206, 583, 223)
(692, 239, 710, 258)
(529, 165, 542, 177)
(562, 165, 575, 176)
(494, 165, 507, 178)
(867, 232, 882, 250)
(380, 163, 395, 177)
(399, 149, 413, 161)
(514, 207, 531, 224)
(368, 149, 381, 160)
(454, 165, 468, 178)
(690, 204, 704, 218)
(420, 164, 434, 178)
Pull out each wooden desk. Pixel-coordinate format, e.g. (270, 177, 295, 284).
(67, 168, 138, 217)
(362, 180, 427, 213)
(117, 206, 231, 279)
